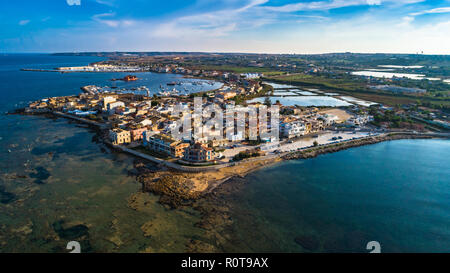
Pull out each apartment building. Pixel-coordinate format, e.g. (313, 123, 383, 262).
(183, 143, 213, 162)
(144, 134, 190, 158)
(109, 128, 131, 145)
(280, 121, 307, 139)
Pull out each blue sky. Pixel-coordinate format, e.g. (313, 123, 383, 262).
(1, 0, 450, 53)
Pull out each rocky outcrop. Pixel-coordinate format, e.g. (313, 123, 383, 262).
(139, 172, 201, 208)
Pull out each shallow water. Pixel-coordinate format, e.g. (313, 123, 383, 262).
(1, 54, 449, 253)
(0, 115, 206, 252)
(352, 70, 441, 81)
(0, 54, 211, 252)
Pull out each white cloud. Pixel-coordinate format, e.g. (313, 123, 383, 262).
(398, 16, 414, 27)
(45, 0, 448, 54)
(400, 6, 450, 24)
(66, 0, 81, 6)
(410, 7, 450, 16)
(366, 0, 381, 5)
(19, 20, 30, 26)
(92, 13, 135, 27)
(151, 0, 269, 38)
(263, 0, 424, 12)
(95, 0, 115, 6)
(286, 15, 450, 54)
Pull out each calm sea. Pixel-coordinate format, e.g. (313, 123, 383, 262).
(0, 54, 449, 252)
(221, 139, 450, 253)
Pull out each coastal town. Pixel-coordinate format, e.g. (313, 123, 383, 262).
(23, 60, 449, 172)
(25, 69, 370, 165)
(3, 0, 450, 257)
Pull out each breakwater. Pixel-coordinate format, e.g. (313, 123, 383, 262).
(282, 132, 448, 160)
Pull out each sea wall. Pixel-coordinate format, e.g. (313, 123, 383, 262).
(282, 133, 440, 161)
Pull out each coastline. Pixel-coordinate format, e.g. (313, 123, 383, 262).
(134, 130, 450, 215)
(11, 108, 450, 253)
(281, 132, 443, 160)
(15, 109, 449, 208)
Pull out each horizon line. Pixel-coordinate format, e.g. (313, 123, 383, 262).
(2, 51, 449, 56)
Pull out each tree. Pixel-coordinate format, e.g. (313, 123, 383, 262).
(264, 97, 272, 107)
(313, 141, 318, 147)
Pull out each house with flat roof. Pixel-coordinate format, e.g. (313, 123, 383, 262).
(109, 128, 131, 145)
(183, 143, 213, 162)
(144, 133, 189, 158)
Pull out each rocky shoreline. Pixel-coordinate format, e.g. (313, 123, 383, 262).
(136, 132, 441, 210)
(13, 110, 449, 252)
(136, 157, 281, 209)
(137, 133, 446, 252)
(14, 107, 447, 208)
(282, 133, 436, 161)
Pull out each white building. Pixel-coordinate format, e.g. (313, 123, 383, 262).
(241, 73, 262, 79)
(103, 96, 117, 110)
(320, 114, 339, 126)
(346, 115, 374, 127)
(281, 121, 307, 139)
(139, 119, 153, 127)
(107, 101, 125, 114)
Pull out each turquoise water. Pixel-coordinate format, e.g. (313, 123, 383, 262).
(222, 139, 450, 252)
(0, 54, 221, 112)
(0, 54, 209, 252)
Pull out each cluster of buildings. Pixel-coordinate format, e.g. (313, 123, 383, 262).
(148, 64, 262, 85)
(370, 85, 426, 94)
(27, 85, 374, 164)
(27, 59, 377, 164)
(279, 109, 340, 139)
(56, 64, 142, 72)
(26, 89, 224, 163)
(345, 115, 374, 127)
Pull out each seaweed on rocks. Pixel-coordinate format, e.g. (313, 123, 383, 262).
(139, 172, 201, 209)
